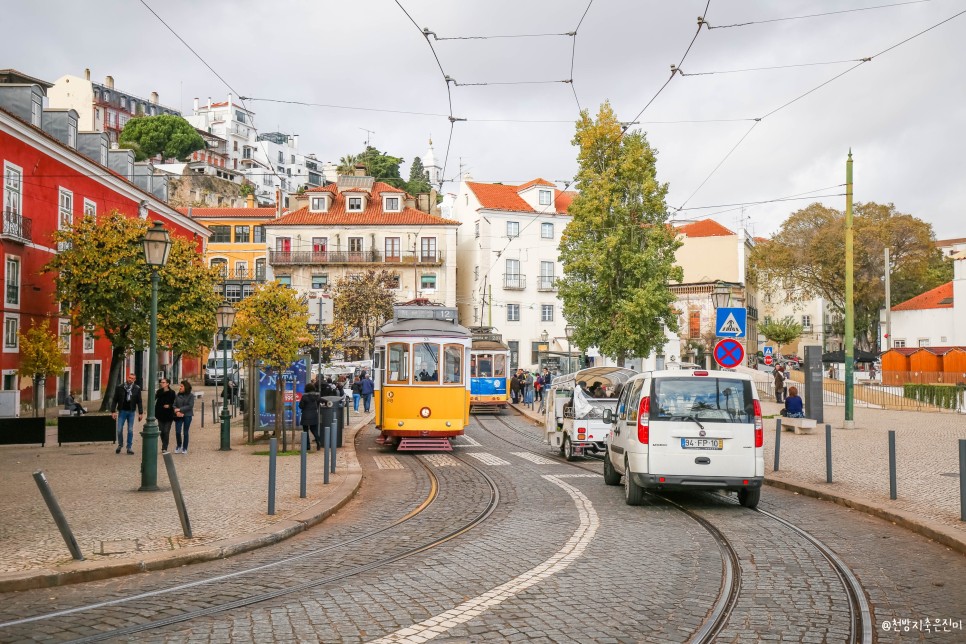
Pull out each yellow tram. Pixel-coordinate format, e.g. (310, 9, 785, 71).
(373, 302, 471, 451)
(469, 327, 510, 412)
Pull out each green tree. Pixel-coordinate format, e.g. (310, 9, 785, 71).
(557, 102, 682, 367)
(750, 202, 952, 349)
(118, 114, 205, 162)
(333, 270, 396, 359)
(758, 316, 804, 351)
(231, 282, 310, 444)
(18, 324, 68, 416)
(407, 156, 431, 194)
(45, 211, 219, 410)
(337, 154, 360, 174)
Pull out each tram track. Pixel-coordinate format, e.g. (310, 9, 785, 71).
(474, 410, 871, 644)
(0, 431, 501, 643)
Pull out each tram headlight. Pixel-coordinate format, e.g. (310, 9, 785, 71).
(420, 407, 431, 418)
(445, 421, 452, 427)
(397, 421, 404, 427)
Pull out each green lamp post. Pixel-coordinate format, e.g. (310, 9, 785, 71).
(217, 302, 236, 451)
(139, 221, 171, 491)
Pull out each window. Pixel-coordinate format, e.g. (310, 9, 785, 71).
(83, 199, 96, 217)
(414, 343, 440, 383)
(31, 96, 42, 126)
(276, 275, 291, 287)
(255, 258, 266, 280)
(387, 343, 411, 384)
(541, 222, 554, 239)
(83, 327, 95, 353)
(276, 237, 291, 252)
(507, 304, 520, 322)
(234, 261, 248, 277)
(802, 315, 812, 329)
(388, 272, 401, 289)
(311, 274, 328, 289)
(225, 284, 241, 302)
(310, 196, 327, 212)
(290, 154, 295, 164)
(3, 315, 18, 350)
(384, 197, 400, 212)
(541, 304, 554, 322)
(508, 341, 519, 369)
(689, 310, 701, 338)
(420, 274, 437, 290)
(209, 225, 231, 243)
(918, 338, 930, 347)
(385, 237, 401, 260)
(278, 151, 284, 164)
(531, 342, 544, 365)
(347, 196, 363, 211)
(234, 226, 250, 243)
(243, 284, 255, 298)
(235, 110, 247, 124)
(4, 162, 23, 217)
(893, 340, 906, 348)
(538, 189, 552, 206)
(253, 225, 265, 243)
(59, 188, 73, 232)
(348, 237, 363, 258)
(68, 121, 77, 148)
(5, 256, 20, 306)
(420, 237, 437, 261)
(506, 221, 520, 238)
(59, 319, 72, 352)
(443, 344, 463, 383)
(312, 237, 327, 253)
(210, 258, 227, 276)
(539, 261, 555, 290)
(107, 111, 117, 129)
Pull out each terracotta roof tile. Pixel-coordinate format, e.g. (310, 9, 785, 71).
(676, 219, 735, 237)
(265, 204, 458, 227)
(178, 207, 280, 219)
(892, 282, 953, 311)
(467, 181, 573, 214)
(516, 178, 555, 191)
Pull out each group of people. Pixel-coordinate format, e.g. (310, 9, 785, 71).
(509, 367, 554, 405)
(110, 373, 195, 455)
(773, 364, 805, 418)
(299, 372, 374, 449)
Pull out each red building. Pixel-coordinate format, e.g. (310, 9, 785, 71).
(1, 79, 211, 413)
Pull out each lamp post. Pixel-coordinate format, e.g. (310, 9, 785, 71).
(217, 302, 236, 451)
(710, 282, 732, 369)
(564, 324, 575, 374)
(139, 221, 171, 492)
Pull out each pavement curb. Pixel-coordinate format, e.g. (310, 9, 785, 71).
(0, 417, 369, 593)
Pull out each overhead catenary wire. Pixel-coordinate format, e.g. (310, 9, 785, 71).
(568, 0, 594, 113)
(678, 58, 871, 76)
(706, 0, 934, 29)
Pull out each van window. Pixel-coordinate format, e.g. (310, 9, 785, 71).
(651, 377, 754, 423)
(619, 379, 644, 421)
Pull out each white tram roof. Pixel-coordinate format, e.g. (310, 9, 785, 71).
(376, 317, 472, 338)
(551, 366, 638, 389)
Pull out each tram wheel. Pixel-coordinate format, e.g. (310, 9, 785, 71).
(563, 436, 576, 462)
(603, 450, 621, 486)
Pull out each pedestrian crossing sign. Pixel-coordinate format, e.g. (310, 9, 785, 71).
(763, 346, 774, 357)
(715, 307, 747, 338)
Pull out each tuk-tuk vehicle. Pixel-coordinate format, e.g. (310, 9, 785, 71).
(544, 367, 637, 460)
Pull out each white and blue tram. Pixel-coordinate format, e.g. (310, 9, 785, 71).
(469, 327, 510, 412)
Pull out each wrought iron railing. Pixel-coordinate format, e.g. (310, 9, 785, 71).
(268, 250, 444, 266)
(1, 209, 31, 242)
(536, 276, 556, 291)
(503, 274, 526, 290)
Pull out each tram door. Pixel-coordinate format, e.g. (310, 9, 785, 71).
(373, 348, 385, 429)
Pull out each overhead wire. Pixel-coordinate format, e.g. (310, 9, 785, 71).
(568, 0, 594, 112)
(706, 0, 934, 29)
(678, 58, 871, 76)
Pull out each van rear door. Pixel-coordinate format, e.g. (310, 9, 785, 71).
(647, 375, 756, 478)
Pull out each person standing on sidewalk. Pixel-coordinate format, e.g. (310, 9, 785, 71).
(351, 376, 362, 412)
(111, 373, 143, 454)
(155, 378, 176, 454)
(773, 365, 786, 403)
(298, 382, 322, 450)
(359, 373, 374, 413)
(173, 380, 195, 454)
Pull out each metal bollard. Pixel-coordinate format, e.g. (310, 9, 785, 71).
(32, 471, 84, 561)
(300, 431, 307, 499)
(268, 437, 277, 515)
(774, 418, 782, 472)
(331, 423, 337, 474)
(200, 400, 205, 428)
(323, 423, 331, 485)
(888, 430, 897, 500)
(825, 424, 833, 483)
(959, 439, 966, 522)
(162, 453, 192, 537)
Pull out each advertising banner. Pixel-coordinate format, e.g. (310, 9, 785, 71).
(257, 360, 308, 429)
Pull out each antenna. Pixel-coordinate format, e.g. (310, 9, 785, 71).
(359, 128, 375, 147)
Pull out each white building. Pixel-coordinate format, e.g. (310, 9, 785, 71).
(885, 251, 965, 348)
(451, 177, 575, 370)
(264, 174, 459, 307)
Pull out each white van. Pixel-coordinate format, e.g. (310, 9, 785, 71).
(603, 369, 764, 508)
(205, 351, 239, 385)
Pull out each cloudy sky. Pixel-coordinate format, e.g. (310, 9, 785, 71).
(7, 0, 964, 238)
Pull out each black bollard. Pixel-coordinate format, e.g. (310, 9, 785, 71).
(32, 472, 84, 561)
(825, 424, 833, 483)
(959, 439, 966, 522)
(300, 431, 308, 499)
(268, 437, 277, 515)
(888, 430, 897, 500)
(774, 418, 782, 472)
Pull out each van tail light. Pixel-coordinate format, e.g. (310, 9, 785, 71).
(637, 396, 650, 444)
(753, 399, 763, 448)
(693, 371, 709, 376)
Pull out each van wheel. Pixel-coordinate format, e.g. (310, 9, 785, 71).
(624, 458, 644, 506)
(603, 450, 621, 486)
(738, 488, 761, 509)
(563, 436, 576, 461)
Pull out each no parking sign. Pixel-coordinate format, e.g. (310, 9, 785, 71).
(713, 339, 745, 369)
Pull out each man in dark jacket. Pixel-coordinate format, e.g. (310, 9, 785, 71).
(359, 373, 374, 412)
(111, 373, 143, 454)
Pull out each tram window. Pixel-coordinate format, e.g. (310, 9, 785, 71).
(493, 354, 506, 378)
(477, 354, 492, 377)
(414, 343, 440, 383)
(387, 343, 410, 383)
(443, 344, 462, 383)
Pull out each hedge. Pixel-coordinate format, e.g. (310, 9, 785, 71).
(902, 383, 966, 410)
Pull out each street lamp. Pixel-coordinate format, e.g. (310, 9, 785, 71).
(564, 324, 575, 374)
(711, 282, 731, 309)
(216, 302, 236, 451)
(540, 329, 549, 343)
(139, 221, 171, 491)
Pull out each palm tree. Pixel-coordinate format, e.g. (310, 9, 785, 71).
(337, 154, 359, 175)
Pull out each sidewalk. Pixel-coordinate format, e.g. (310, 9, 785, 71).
(512, 389, 966, 556)
(0, 408, 369, 592)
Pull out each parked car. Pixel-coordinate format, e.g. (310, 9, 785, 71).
(603, 368, 765, 508)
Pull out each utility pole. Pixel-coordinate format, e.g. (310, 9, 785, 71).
(884, 247, 892, 351)
(844, 151, 855, 429)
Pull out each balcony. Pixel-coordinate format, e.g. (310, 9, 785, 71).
(503, 273, 526, 290)
(268, 250, 444, 266)
(536, 276, 556, 292)
(1, 209, 31, 243)
(213, 267, 268, 282)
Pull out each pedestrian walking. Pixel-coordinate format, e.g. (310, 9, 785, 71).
(299, 382, 322, 450)
(351, 376, 362, 412)
(773, 365, 786, 403)
(534, 373, 543, 403)
(523, 371, 535, 406)
(111, 373, 143, 454)
(359, 373, 374, 413)
(155, 378, 176, 454)
(173, 380, 194, 454)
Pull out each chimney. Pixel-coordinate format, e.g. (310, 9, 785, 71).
(207, 96, 211, 111)
(150, 91, 159, 105)
(353, 163, 366, 177)
(405, 195, 416, 210)
(246, 193, 255, 208)
(276, 189, 282, 218)
(293, 134, 299, 149)
(84, 68, 90, 80)
(228, 92, 233, 107)
(193, 97, 199, 112)
(105, 75, 114, 89)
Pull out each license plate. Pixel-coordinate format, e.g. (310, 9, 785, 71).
(681, 438, 722, 450)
